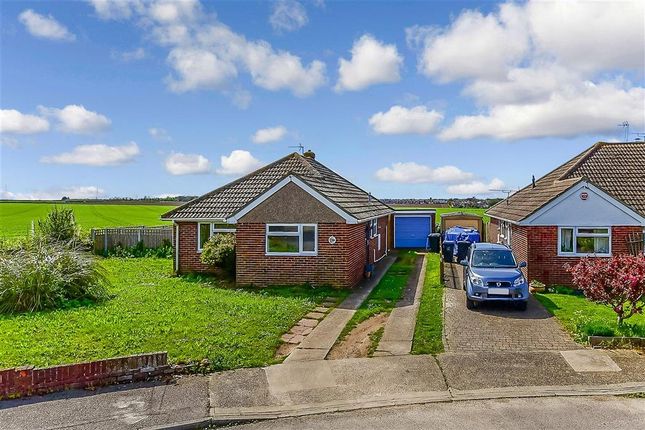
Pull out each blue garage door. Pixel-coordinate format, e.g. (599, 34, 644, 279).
(395, 216, 431, 248)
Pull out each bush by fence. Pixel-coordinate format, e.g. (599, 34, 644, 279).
(92, 226, 173, 255)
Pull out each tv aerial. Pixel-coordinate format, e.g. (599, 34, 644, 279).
(289, 143, 305, 154)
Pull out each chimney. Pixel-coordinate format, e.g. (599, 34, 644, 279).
(303, 149, 316, 159)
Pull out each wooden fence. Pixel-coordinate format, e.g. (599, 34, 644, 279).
(626, 232, 644, 256)
(91, 226, 173, 255)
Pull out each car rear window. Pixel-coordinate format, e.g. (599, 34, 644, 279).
(471, 249, 517, 268)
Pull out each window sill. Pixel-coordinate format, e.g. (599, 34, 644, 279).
(557, 253, 611, 258)
(265, 252, 318, 257)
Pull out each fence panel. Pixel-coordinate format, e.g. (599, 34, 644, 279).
(91, 226, 173, 254)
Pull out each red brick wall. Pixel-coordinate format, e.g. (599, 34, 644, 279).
(526, 225, 642, 286)
(236, 221, 375, 288)
(177, 222, 211, 273)
(0, 352, 168, 400)
(488, 218, 500, 243)
(510, 224, 529, 277)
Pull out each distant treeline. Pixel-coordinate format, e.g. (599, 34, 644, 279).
(382, 198, 503, 209)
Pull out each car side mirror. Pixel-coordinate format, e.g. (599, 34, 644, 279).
(460, 260, 468, 267)
(518, 261, 527, 268)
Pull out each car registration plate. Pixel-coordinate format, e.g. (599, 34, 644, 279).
(488, 287, 510, 295)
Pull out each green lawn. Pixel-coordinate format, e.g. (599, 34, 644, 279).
(535, 290, 645, 343)
(411, 253, 444, 354)
(338, 251, 418, 341)
(0, 258, 346, 370)
(0, 202, 173, 238)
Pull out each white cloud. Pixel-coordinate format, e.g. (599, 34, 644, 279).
(0, 109, 49, 134)
(440, 81, 645, 140)
(112, 47, 146, 62)
(369, 105, 443, 135)
(407, 3, 528, 82)
(38, 105, 111, 134)
(41, 142, 139, 166)
(148, 127, 172, 142)
(269, 0, 308, 32)
(18, 9, 76, 41)
(408, 0, 645, 141)
(89, 0, 145, 20)
(335, 35, 403, 92)
(164, 152, 211, 175)
(447, 178, 505, 195)
(90, 1, 327, 98)
(252, 126, 288, 144)
(376, 162, 474, 184)
(217, 150, 263, 175)
(1, 186, 105, 201)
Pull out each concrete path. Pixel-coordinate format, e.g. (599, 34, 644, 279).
(374, 254, 426, 356)
(442, 262, 580, 352)
(286, 255, 396, 362)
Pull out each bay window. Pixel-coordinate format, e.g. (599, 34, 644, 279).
(559, 227, 611, 256)
(198, 223, 236, 251)
(266, 224, 317, 255)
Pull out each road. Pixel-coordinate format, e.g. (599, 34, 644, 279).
(230, 395, 645, 430)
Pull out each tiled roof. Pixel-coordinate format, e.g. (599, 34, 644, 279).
(162, 153, 393, 222)
(486, 142, 645, 222)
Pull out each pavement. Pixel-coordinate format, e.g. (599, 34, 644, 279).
(374, 254, 426, 356)
(227, 395, 645, 430)
(286, 255, 396, 362)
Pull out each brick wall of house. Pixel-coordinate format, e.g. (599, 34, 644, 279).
(177, 222, 211, 273)
(488, 218, 500, 243)
(526, 225, 642, 286)
(236, 221, 374, 288)
(510, 224, 529, 278)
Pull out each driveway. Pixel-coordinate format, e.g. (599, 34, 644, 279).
(442, 263, 580, 352)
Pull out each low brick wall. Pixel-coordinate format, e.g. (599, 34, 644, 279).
(0, 352, 169, 400)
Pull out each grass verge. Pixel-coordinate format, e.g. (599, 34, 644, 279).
(535, 291, 645, 343)
(411, 253, 444, 355)
(338, 251, 418, 341)
(0, 258, 347, 370)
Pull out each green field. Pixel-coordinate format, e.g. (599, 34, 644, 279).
(0, 258, 346, 369)
(0, 202, 174, 238)
(390, 206, 489, 222)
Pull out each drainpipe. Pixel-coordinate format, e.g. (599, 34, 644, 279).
(174, 221, 179, 274)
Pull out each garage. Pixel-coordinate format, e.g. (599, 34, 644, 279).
(392, 210, 436, 248)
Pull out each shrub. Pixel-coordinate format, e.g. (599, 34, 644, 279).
(37, 207, 81, 244)
(201, 233, 236, 274)
(0, 238, 109, 313)
(107, 240, 173, 259)
(567, 254, 645, 326)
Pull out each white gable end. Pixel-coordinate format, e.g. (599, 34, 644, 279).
(522, 182, 645, 227)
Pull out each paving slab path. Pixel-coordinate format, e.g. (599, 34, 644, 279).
(286, 255, 396, 362)
(442, 262, 580, 352)
(374, 253, 426, 356)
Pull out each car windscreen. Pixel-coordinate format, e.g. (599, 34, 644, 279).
(471, 249, 517, 268)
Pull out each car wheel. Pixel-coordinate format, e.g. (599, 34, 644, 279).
(466, 297, 477, 310)
(515, 301, 528, 311)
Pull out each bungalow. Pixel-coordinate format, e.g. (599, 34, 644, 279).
(486, 141, 645, 286)
(161, 151, 393, 288)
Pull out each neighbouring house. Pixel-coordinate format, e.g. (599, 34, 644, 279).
(161, 151, 393, 288)
(486, 141, 645, 286)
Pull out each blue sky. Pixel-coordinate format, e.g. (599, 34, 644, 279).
(1, 0, 643, 200)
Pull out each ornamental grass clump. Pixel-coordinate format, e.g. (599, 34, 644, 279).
(0, 237, 109, 314)
(37, 206, 81, 245)
(567, 254, 645, 326)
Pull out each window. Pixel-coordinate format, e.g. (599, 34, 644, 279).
(266, 224, 317, 255)
(368, 219, 378, 238)
(559, 227, 611, 256)
(197, 223, 236, 251)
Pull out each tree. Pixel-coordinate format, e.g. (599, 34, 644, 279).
(567, 254, 645, 326)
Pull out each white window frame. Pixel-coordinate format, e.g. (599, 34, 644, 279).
(197, 222, 236, 252)
(368, 219, 378, 239)
(266, 223, 318, 256)
(558, 226, 612, 257)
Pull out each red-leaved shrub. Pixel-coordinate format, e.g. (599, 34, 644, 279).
(567, 254, 645, 326)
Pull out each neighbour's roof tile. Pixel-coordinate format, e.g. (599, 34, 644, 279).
(486, 142, 645, 222)
(162, 153, 393, 222)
